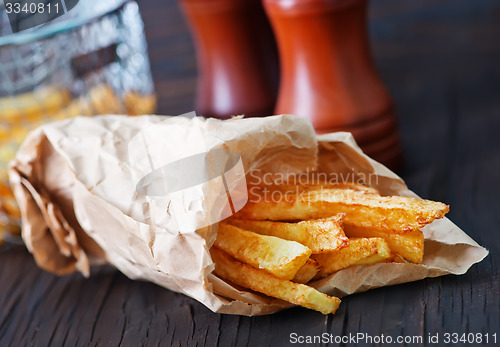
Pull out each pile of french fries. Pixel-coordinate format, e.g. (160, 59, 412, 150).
(210, 182, 449, 315)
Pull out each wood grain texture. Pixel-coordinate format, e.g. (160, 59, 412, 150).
(1, 0, 499, 346)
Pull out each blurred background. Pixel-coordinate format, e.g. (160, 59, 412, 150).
(0, 0, 157, 237)
(140, 0, 499, 173)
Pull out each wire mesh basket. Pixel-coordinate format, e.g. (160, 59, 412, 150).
(0, 0, 156, 241)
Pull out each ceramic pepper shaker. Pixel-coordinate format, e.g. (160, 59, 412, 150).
(263, 0, 402, 169)
(178, 0, 279, 119)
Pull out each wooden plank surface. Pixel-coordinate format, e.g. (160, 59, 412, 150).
(1, 0, 499, 346)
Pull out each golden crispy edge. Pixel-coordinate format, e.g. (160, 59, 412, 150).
(215, 223, 312, 280)
(313, 237, 392, 277)
(343, 225, 424, 263)
(247, 182, 380, 195)
(226, 215, 348, 253)
(236, 188, 449, 232)
(211, 247, 341, 314)
(292, 258, 319, 284)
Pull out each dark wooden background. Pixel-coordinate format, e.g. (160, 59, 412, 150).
(1, 0, 499, 346)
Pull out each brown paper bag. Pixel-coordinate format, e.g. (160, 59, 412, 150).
(9, 114, 487, 316)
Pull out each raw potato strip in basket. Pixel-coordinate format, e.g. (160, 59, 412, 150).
(227, 215, 348, 254)
(211, 247, 341, 315)
(343, 225, 424, 263)
(215, 223, 312, 280)
(313, 237, 392, 278)
(236, 188, 449, 232)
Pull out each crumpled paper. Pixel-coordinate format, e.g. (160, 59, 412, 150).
(9, 114, 488, 316)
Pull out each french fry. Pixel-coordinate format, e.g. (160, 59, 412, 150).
(391, 254, 409, 263)
(0, 86, 71, 123)
(313, 237, 392, 278)
(215, 223, 312, 280)
(248, 182, 380, 195)
(227, 215, 348, 253)
(89, 84, 123, 114)
(123, 91, 157, 115)
(211, 180, 445, 314)
(320, 182, 380, 194)
(292, 259, 319, 284)
(211, 247, 341, 314)
(236, 188, 449, 232)
(343, 225, 424, 263)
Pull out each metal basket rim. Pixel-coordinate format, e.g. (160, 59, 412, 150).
(0, 0, 130, 47)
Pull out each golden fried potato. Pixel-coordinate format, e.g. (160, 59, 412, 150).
(227, 214, 348, 254)
(292, 258, 319, 284)
(89, 84, 123, 114)
(236, 188, 449, 232)
(215, 223, 312, 280)
(343, 225, 424, 263)
(52, 96, 93, 120)
(0, 86, 71, 123)
(313, 237, 392, 278)
(211, 247, 341, 314)
(248, 182, 380, 195)
(123, 91, 157, 115)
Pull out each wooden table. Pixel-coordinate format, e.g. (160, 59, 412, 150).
(1, 0, 499, 345)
